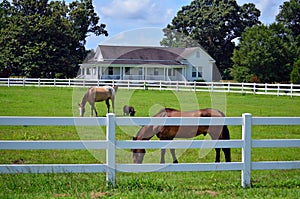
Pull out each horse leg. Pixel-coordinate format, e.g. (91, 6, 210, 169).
(215, 148, 221, 163)
(106, 99, 110, 113)
(160, 149, 166, 163)
(111, 98, 115, 113)
(94, 106, 98, 117)
(170, 148, 178, 163)
(90, 103, 94, 117)
(221, 125, 231, 162)
(90, 103, 97, 117)
(222, 148, 231, 162)
(209, 126, 223, 162)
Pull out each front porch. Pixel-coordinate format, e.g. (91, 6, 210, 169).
(79, 65, 187, 81)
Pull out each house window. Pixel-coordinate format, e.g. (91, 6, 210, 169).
(125, 67, 130, 75)
(108, 67, 113, 75)
(139, 68, 143, 75)
(196, 51, 201, 58)
(168, 69, 172, 76)
(86, 68, 91, 75)
(154, 68, 159, 75)
(192, 67, 203, 78)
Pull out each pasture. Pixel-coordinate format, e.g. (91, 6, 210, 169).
(0, 86, 299, 198)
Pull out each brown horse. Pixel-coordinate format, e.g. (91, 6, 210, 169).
(132, 108, 231, 164)
(78, 85, 118, 117)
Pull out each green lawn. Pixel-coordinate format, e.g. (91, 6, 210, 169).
(0, 86, 299, 198)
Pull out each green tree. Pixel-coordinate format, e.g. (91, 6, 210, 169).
(276, 0, 300, 44)
(0, 0, 107, 78)
(161, 0, 261, 78)
(290, 58, 300, 83)
(231, 23, 298, 83)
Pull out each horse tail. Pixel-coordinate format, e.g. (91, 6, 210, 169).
(104, 86, 116, 98)
(111, 87, 116, 98)
(222, 125, 230, 140)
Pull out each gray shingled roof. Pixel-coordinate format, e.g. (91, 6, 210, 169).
(86, 45, 201, 66)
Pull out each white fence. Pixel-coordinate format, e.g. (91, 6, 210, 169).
(0, 114, 299, 188)
(1, 78, 300, 96)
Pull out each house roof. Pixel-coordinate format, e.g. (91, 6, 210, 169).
(84, 45, 212, 66)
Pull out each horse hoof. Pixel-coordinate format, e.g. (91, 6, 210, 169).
(173, 160, 178, 164)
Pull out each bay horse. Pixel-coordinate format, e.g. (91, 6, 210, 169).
(78, 85, 118, 117)
(132, 108, 231, 164)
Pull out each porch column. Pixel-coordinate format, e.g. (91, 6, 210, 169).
(99, 66, 102, 80)
(84, 67, 87, 77)
(96, 66, 99, 79)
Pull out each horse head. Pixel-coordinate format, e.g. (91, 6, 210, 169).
(78, 103, 85, 117)
(132, 148, 146, 164)
(132, 136, 146, 164)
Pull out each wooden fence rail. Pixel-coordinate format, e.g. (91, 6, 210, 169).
(1, 78, 300, 96)
(0, 114, 299, 188)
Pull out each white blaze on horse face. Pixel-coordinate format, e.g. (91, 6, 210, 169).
(133, 150, 145, 164)
(79, 105, 85, 117)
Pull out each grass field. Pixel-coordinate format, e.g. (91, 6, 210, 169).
(0, 86, 299, 198)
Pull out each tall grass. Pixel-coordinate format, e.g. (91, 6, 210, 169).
(0, 86, 299, 198)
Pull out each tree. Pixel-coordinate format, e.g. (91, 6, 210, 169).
(161, 0, 261, 78)
(276, 0, 300, 44)
(0, 0, 107, 78)
(231, 23, 298, 83)
(290, 58, 300, 83)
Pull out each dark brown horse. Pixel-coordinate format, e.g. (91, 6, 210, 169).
(78, 85, 118, 117)
(132, 108, 231, 164)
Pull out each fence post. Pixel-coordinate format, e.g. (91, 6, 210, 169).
(242, 83, 244, 94)
(160, 80, 162, 91)
(106, 113, 116, 187)
(242, 113, 252, 188)
(264, 83, 267, 95)
(228, 82, 230, 93)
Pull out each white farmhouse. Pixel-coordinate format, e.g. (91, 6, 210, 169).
(79, 45, 216, 82)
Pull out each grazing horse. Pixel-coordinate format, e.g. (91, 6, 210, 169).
(78, 85, 118, 117)
(132, 108, 231, 164)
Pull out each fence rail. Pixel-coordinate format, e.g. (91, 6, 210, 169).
(0, 114, 299, 187)
(1, 78, 300, 96)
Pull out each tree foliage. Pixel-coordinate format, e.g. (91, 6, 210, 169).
(290, 58, 300, 84)
(276, 0, 300, 44)
(160, 0, 261, 78)
(231, 23, 298, 83)
(0, 0, 107, 78)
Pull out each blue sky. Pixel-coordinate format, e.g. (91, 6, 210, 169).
(85, 0, 286, 49)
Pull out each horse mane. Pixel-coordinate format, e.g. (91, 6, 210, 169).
(80, 90, 89, 106)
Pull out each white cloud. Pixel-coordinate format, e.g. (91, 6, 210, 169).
(101, 0, 152, 19)
(99, 0, 175, 25)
